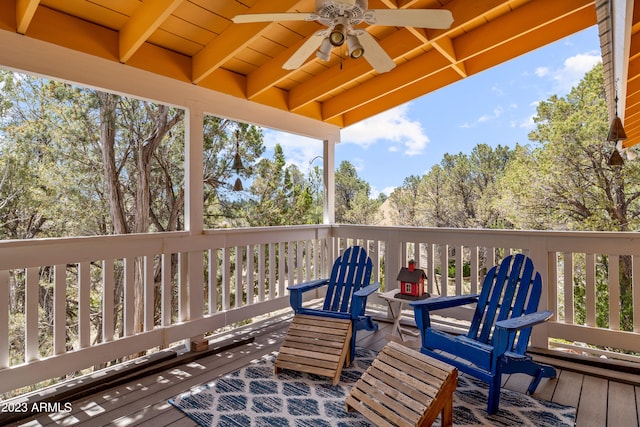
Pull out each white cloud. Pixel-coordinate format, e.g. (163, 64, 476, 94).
(535, 66, 549, 77)
(478, 106, 504, 123)
(537, 52, 602, 94)
(262, 130, 323, 172)
(341, 104, 429, 156)
(380, 186, 397, 196)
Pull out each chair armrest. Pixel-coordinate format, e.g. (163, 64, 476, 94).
(287, 278, 329, 292)
(409, 294, 479, 311)
(350, 283, 380, 321)
(411, 294, 479, 331)
(495, 310, 553, 332)
(288, 279, 329, 312)
(354, 282, 380, 297)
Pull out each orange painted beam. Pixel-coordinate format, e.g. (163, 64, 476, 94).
(119, 0, 184, 63)
(342, 68, 462, 126)
(26, 5, 118, 61)
(464, 8, 595, 76)
(16, 0, 39, 34)
(322, 49, 451, 120)
(192, 0, 303, 84)
(454, 0, 594, 61)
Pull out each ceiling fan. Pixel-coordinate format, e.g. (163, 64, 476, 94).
(232, 0, 453, 73)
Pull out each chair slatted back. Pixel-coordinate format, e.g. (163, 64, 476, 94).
(323, 246, 373, 313)
(468, 254, 542, 353)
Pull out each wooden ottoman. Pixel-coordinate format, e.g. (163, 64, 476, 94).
(274, 314, 352, 385)
(346, 341, 458, 427)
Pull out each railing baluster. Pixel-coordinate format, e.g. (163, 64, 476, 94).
(288, 241, 294, 289)
(440, 245, 448, 297)
(247, 244, 255, 305)
(278, 242, 286, 296)
(53, 264, 66, 355)
(25, 267, 39, 362)
(235, 246, 242, 309)
(563, 252, 574, 324)
(162, 253, 172, 325)
(222, 248, 230, 310)
(124, 257, 135, 337)
(609, 254, 620, 330)
(305, 240, 311, 282)
(470, 246, 479, 294)
(179, 253, 188, 321)
(455, 245, 463, 295)
(427, 243, 436, 295)
(269, 243, 276, 299)
(78, 262, 90, 349)
(102, 259, 115, 342)
(586, 253, 596, 327)
(547, 252, 558, 320)
(258, 244, 265, 302)
(144, 255, 154, 331)
(0, 270, 9, 368)
(298, 241, 304, 284)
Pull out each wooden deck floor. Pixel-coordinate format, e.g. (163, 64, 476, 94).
(8, 312, 640, 427)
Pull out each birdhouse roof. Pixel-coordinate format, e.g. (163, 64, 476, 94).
(397, 267, 426, 283)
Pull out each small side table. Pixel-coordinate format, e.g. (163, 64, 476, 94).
(378, 289, 424, 343)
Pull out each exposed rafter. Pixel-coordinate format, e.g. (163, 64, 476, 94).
(16, 0, 39, 34)
(119, 0, 184, 63)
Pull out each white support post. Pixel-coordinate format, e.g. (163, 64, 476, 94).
(323, 139, 335, 224)
(182, 103, 205, 350)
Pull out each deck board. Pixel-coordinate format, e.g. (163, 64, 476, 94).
(608, 382, 639, 427)
(7, 312, 640, 427)
(576, 375, 608, 427)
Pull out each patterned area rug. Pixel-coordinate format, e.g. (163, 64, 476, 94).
(169, 348, 575, 426)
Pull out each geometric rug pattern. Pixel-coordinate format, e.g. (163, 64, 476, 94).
(169, 347, 575, 427)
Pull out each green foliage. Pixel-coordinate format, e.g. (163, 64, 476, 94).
(434, 259, 471, 278)
(245, 144, 318, 226)
(335, 160, 382, 224)
(390, 144, 514, 228)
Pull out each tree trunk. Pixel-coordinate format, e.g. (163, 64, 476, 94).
(98, 93, 128, 234)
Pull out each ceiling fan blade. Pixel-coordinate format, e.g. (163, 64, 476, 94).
(232, 12, 313, 24)
(356, 31, 396, 73)
(283, 33, 326, 70)
(336, 0, 357, 5)
(371, 9, 454, 29)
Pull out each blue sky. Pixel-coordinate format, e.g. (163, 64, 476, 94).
(262, 25, 602, 198)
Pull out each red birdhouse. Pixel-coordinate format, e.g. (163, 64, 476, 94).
(396, 260, 427, 297)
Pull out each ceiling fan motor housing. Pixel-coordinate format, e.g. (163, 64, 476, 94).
(315, 0, 368, 23)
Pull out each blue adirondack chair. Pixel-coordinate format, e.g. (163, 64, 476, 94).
(288, 245, 379, 362)
(410, 253, 557, 414)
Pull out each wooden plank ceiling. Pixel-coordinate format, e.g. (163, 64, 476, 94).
(0, 0, 600, 132)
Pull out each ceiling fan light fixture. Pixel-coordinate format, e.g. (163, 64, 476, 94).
(316, 37, 332, 61)
(346, 34, 364, 58)
(329, 23, 346, 46)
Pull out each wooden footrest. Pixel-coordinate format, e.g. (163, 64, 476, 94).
(274, 314, 352, 385)
(346, 341, 458, 427)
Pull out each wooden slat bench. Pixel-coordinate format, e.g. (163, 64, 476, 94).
(346, 341, 458, 427)
(274, 314, 352, 385)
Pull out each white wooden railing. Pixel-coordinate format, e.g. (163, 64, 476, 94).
(2, 224, 640, 396)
